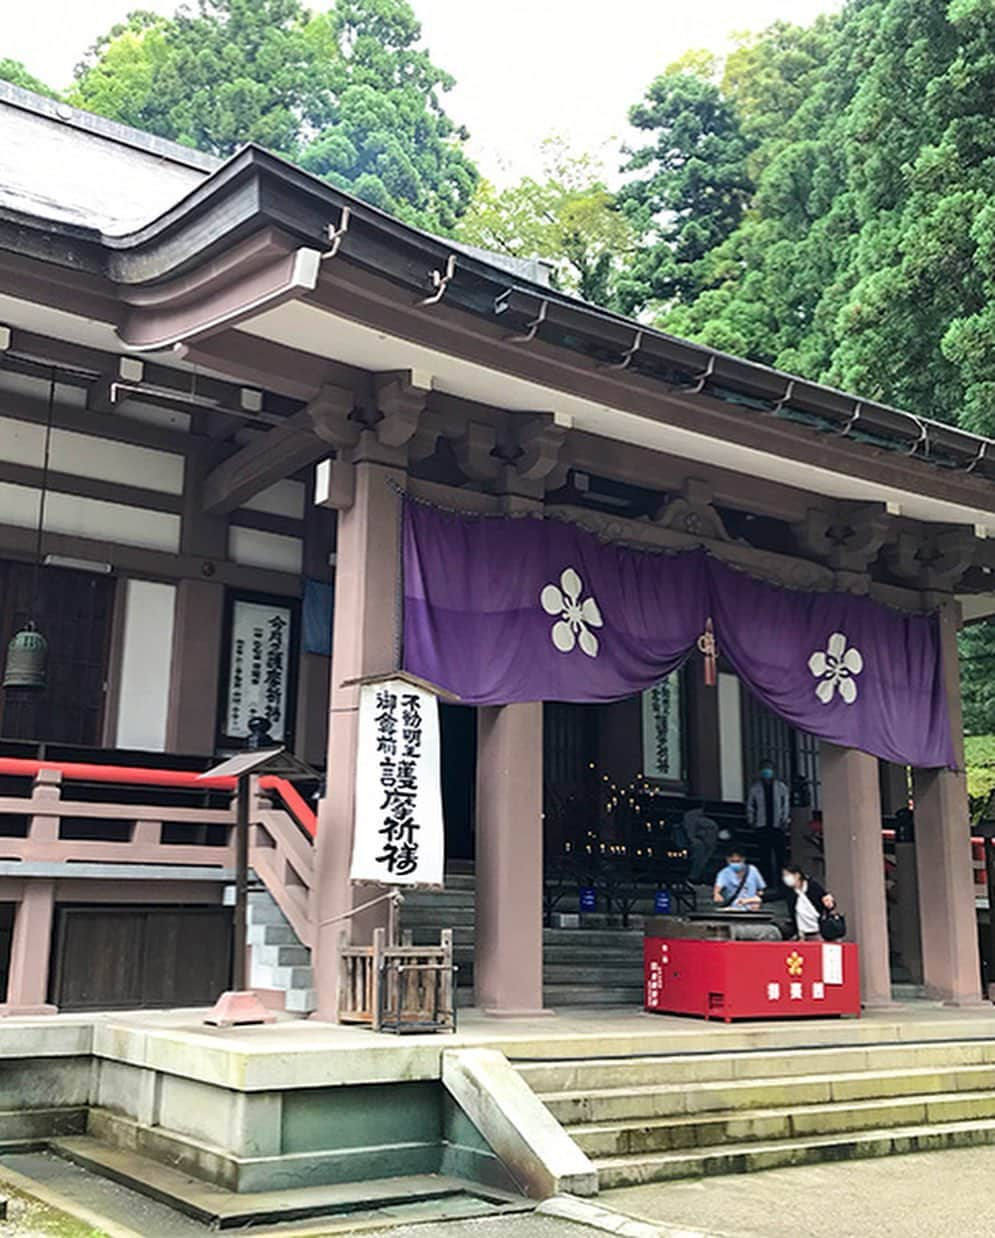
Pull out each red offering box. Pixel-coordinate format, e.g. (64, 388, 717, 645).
(644, 937, 861, 1021)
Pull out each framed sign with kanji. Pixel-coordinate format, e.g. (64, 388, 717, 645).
(217, 590, 300, 751)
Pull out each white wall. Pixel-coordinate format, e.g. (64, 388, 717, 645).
(115, 579, 177, 751)
(718, 672, 744, 803)
(0, 415, 184, 493)
(228, 526, 303, 574)
(0, 482, 181, 552)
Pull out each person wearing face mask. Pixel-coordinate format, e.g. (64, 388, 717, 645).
(713, 847, 766, 910)
(745, 758, 791, 886)
(782, 866, 836, 940)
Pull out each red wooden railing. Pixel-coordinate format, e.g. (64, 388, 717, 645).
(0, 757, 317, 838)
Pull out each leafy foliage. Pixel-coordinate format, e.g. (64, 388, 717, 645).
(0, 58, 60, 99)
(67, 0, 477, 232)
(616, 64, 754, 315)
(616, 2, 995, 719)
(621, 0, 995, 426)
(963, 733, 995, 820)
(960, 624, 995, 736)
(455, 140, 635, 308)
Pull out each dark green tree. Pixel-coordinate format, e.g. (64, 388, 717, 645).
(297, 0, 477, 231)
(960, 623, 995, 736)
(69, 0, 477, 232)
(620, 2, 995, 720)
(615, 66, 754, 315)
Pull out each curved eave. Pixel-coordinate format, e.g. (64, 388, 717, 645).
(3, 143, 995, 493)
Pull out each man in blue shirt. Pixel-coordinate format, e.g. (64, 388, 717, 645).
(713, 847, 766, 910)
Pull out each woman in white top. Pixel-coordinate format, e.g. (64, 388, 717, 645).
(781, 866, 836, 941)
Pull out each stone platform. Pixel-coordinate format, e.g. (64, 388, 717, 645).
(2, 1001, 995, 1221)
(4, 1001, 995, 1092)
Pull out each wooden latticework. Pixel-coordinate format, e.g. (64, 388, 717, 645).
(338, 925, 455, 1032)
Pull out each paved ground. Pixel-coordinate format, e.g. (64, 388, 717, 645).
(1, 1185, 106, 1238)
(8, 1147, 995, 1237)
(602, 1146, 995, 1237)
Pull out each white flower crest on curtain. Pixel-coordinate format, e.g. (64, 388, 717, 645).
(540, 567, 603, 658)
(808, 632, 864, 704)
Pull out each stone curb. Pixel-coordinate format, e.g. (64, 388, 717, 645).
(537, 1193, 729, 1238)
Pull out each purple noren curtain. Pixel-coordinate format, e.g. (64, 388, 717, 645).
(402, 499, 955, 769)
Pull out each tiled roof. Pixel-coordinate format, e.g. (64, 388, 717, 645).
(0, 82, 215, 235)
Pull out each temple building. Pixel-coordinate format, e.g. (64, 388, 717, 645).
(0, 79, 991, 1019)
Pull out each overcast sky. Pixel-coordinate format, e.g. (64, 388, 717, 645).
(3, 0, 840, 179)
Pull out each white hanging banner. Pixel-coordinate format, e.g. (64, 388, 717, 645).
(350, 677, 445, 886)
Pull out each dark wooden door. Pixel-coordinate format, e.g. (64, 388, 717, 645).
(51, 905, 232, 1011)
(0, 560, 114, 745)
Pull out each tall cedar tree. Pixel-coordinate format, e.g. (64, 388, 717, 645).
(621, 0, 995, 730)
(616, 69, 754, 315)
(65, 0, 477, 232)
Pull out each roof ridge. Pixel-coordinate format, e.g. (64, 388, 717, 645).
(0, 81, 220, 175)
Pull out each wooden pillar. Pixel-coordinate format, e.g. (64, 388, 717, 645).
(473, 484, 547, 1016)
(0, 881, 57, 1015)
(166, 441, 229, 755)
(820, 742, 892, 1006)
(311, 441, 404, 1021)
(912, 601, 981, 1003)
(165, 579, 224, 754)
(475, 702, 546, 1014)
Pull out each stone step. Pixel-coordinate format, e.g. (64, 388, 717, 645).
(592, 1116, 995, 1187)
(251, 963, 313, 990)
(285, 987, 317, 1014)
(542, 964, 645, 984)
(253, 944, 311, 968)
(541, 985, 645, 1007)
(416, 943, 642, 966)
(408, 926, 475, 945)
(547, 913, 655, 928)
(51, 1137, 524, 1229)
(518, 1039, 995, 1093)
(246, 898, 290, 926)
(571, 1089, 995, 1157)
(248, 922, 299, 947)
(544, 928, 644, 945)
(401, 909, 476, 928)
(542, 1063, 995, 1124)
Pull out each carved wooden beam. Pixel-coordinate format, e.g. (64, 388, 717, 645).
(373, 370, 431, 448)
(885, 526, 977, 590)
(653, 478, 731, 541)
(547, 502, 836, 592)
(793, 502, 891, 572)
(452, 413, 567, 488)
(202, 383, 355, 514)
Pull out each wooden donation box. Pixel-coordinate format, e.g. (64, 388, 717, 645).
(644, 914, 861, 1022)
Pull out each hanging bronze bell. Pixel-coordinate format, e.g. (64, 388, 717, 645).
(2, 622, 47, 691)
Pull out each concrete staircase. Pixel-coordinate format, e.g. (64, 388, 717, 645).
(400, 874, 646, 1007)
(516, 1037, 995, 1186)
(247, 888, 316, 1014)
